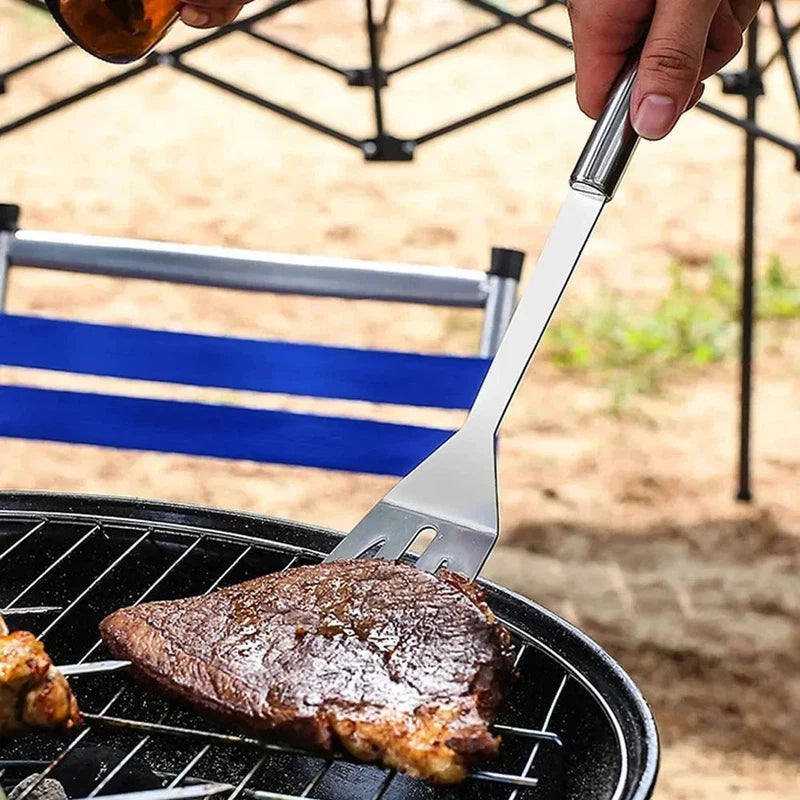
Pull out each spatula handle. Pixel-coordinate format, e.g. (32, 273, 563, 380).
(571, 59, 640, 200)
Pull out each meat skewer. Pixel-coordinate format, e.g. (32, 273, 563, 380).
(0, 607, 122, 679)
(0, 614, 82, 737)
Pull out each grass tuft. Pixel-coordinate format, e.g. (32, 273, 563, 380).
(543, 254, 800, 413)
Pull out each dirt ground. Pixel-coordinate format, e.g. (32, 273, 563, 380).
(1, 1, 799, 797)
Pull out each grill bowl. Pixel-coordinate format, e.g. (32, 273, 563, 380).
(0, 492, 658, 800)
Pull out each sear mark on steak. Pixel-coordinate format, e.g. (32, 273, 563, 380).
(0, 614, 82, 738)
(99, 559, 516, 783)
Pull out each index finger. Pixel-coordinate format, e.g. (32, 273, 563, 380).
(568, 0, 654, 118)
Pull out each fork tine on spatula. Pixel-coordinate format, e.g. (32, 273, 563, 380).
(326, 59, 642, 580)
(327, 432, 499, 579)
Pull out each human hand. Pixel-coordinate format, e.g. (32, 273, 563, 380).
(567, 0, 762, 139)
(179, 0, 252, 29)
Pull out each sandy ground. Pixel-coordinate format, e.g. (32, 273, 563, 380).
(1, 1, 799, 797)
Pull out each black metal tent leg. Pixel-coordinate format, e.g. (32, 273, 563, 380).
(767, 0, 800, 116)
(361, 0, 401, 159)
(737, 19, 760, 503)
(365, 0, 385, 136)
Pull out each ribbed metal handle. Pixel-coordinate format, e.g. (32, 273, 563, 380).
(570, 59, 640, 200)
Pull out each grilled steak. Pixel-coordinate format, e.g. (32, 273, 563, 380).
(99, 559, 515, 783)
(0, 614, 82, 738)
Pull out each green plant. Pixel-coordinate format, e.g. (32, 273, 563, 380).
(759, 255, 800, 319)
(543, 252, 799, 412)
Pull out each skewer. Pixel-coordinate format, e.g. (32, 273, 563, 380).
(0, 606, 63, 615)
(0, 606, 125, 676)
(0, 610, 128, 675)
(71, 784, 229, 800)
(57, 660, 131, 677)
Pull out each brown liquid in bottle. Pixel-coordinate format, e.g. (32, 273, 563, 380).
(46, 0, 179, 63)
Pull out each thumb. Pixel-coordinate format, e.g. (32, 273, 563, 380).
(632, 0, 719, 140)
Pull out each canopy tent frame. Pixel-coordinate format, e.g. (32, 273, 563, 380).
(1, 0, 799, 499)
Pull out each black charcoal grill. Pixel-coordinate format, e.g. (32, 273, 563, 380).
(0, 492, 658, 800)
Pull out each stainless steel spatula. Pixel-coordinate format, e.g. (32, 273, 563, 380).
(41, 65, 644, 684)
(326, 61, 642, 580)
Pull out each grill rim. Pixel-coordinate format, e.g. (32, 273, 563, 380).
(0, 490, 659, 800)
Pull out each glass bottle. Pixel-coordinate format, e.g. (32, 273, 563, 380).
(46, 0, 179, 63)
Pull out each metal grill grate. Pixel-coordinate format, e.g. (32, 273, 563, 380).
(0, 504, 630, 800)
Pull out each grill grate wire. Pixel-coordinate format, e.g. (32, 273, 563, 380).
(0, 514, 572, 800)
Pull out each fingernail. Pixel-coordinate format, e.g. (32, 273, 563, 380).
(181, 6, 208, 26)
(632, 94, 678, 140)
